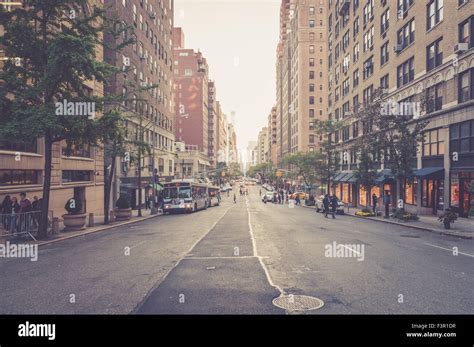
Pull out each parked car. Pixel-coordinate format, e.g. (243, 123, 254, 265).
(261, 191, 275, 202)
(315, 195, 345, 214)
(220, 185, 232, 192)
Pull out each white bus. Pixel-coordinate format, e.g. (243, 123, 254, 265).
(163, 180, 209, 214)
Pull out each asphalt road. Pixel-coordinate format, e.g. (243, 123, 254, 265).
(0, 186, 472, 314)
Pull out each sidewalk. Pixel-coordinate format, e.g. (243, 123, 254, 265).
(301, 204, 473, 239)
(0, 209, 162, 247)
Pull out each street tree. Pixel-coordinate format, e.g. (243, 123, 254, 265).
(281, 152, 326, 188)
(0, 1, 128, 238)
(352, 88, 429, 202)
(314, 119, 344, 193)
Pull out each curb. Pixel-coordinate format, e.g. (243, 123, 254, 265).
(35, 213, 162, 247)
(301, 205, 472, 240)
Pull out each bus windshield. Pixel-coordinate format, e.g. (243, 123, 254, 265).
(163, 188, 178, 199)
(178, 187, 191, 199)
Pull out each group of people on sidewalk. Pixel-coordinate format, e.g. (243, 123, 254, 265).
(0, 192, 42, 234)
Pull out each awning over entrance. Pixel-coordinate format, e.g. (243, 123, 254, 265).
(341, 173, 357, 183)
(414, 167, 444, 179)
(333, 173, 346, 182)
(375, 169, 395, 183)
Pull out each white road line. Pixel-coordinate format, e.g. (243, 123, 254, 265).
(185, 256, 267, 260)
(424, 243, 474, 258)
(131, 203, 236, 313)
(246, 196, 285, 296)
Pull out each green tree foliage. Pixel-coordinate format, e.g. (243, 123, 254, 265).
(0, 1, 130, 237)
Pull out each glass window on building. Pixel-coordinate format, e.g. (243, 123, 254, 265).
(405, 179, 417, 205)
(0, 138, 38, 153)
(359, 186, 368, 206)
(342, 183, 350, 204)
(0, 170, 40, 186)
(61, 170, 93, 183)
(423, 129, 445, 157)
(421, 179, 444, 210)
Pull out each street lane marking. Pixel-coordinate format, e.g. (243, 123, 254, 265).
(424, 243, 474, 258)
(246, 196, 285, 296)
(131, 203, 237, 313)
(185, 256, 268, 260)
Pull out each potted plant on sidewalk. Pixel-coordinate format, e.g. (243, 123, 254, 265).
(62, 198, 87, 231)
(114, 194, 132, 221)
(438, 208, 457, 230)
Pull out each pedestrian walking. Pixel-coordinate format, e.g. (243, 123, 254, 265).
(295, 195, 300, 206)
(330, 195, 339, 219)
(323, 194, 331, 218)
(233, 193, 237, 204)
(372, 193, 378, 214)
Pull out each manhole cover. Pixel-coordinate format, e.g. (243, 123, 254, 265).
(272, 295, 324, 311)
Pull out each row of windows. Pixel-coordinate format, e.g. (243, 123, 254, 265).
(0, 169, 97, 186)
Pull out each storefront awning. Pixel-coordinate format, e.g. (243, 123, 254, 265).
(344, 173, 358, 183)
(375, 169, 395, 183)
(333, 173, 349, 182)
(414, 167, 444, 179)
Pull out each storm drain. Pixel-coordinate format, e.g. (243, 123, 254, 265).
(272, 295, 324, 311)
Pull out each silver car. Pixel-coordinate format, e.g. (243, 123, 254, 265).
(315, 195, 345, 214)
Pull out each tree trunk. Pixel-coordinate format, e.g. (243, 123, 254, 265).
(38, 136, 53, 239)
(104, 152, 116, 225)
(137, 151, 142, 217)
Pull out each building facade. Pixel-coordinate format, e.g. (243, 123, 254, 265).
(275, 0, 329, 166)
(0, 0, 106, 219)
(328, 0, 474, 217)
(268, 106, 278, 165)
(173, 28, 210, 157)
(257, 127, 270, 164)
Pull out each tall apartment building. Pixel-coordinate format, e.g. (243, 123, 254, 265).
(215, 102, 228, 163)
(275, 0, 329, 166)
(268, 106, 278, 165)
(173, 28, 210, 158)
(208, 80, 218, 167)
(228, 122, 238, 164)
(104, 0, 175, 208)
(276, 0, 291, 165)
(328, 0, 474, 217)
(246, 141, 258, 172)
(257, 127, 269, 164)
(0, 0, 106, 218)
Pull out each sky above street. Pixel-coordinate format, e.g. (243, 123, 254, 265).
(174, 0, 280, 161)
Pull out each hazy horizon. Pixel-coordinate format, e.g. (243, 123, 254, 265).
(174, 0, 280, 161)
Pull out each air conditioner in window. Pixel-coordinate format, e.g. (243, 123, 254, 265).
(393, 44, 403, 53)
(150, 12, 156, 19)
(454, 43, 469, 54)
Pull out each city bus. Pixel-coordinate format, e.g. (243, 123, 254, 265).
(162, 180, 209, 214)
(208, 186, 221, 207)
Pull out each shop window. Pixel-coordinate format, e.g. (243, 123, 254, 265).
(405, 179, 417, 205)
